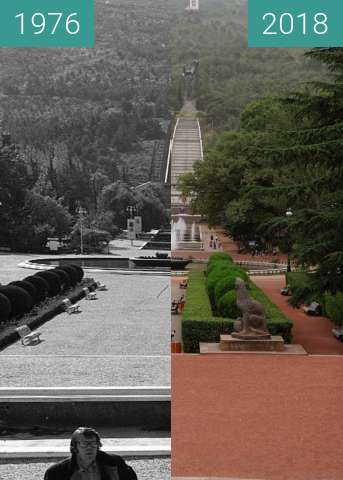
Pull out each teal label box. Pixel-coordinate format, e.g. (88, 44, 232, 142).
(0, 0, 94, 48)
(248, 0, 343, 47)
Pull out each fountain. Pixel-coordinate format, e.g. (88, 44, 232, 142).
(171, 214, 202, 250)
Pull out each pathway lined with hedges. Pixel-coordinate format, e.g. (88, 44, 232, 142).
(174, 225, 343, 355)
(253, 275, 343, 355)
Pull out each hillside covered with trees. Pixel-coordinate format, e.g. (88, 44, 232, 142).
(170, 0, 328, 132)
(0, 0, 185, 250)
(179, 46, 343, 298)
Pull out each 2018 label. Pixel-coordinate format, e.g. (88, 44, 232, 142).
(248, 0, 343, 47)
(262, 12, 328, 36)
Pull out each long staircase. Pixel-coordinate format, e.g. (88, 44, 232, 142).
(167, 102, 203, 209)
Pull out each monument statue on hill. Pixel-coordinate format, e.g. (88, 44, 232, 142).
(232, 278, 271, 339)
(183, 59, 199, 100)
(185, 0, 199, 12)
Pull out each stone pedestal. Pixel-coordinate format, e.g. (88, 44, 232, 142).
(220, 334, 285, 352)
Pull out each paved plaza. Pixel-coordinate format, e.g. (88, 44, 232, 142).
(0, 254, 170, 386)
(172, 354, 343, 480)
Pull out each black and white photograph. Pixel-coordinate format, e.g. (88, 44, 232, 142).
(0, 1, 180, 478)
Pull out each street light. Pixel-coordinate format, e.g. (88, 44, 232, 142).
(76, 206, 87, 254)
(285, 208, 293, 272)
(126, 205, 137, 246)
(126, 205, 137, 219)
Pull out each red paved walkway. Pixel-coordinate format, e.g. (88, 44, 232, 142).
(172, 225, 343, 479)
(172, 354, 343, 480)
(253, 275, 343, 355)
(174, 225, 343, 355)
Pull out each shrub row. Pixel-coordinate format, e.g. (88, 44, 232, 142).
(325, 292, 343, 326)
(182, 268, 234, 353)
(182, 254, 293, 352)
(0, 264, 84, 323)
(206, 253, 248, 316)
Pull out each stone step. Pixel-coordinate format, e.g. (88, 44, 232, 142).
(0, 437, 171, 459)
(174, 242, 203, 250)
(0, 386, 170, 402)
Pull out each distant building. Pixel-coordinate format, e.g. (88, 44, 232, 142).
(185, 0, 199, 12)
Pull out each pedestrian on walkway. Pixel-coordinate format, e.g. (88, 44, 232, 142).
(44, 427, 137, 480)
(178, 295, 185, 312)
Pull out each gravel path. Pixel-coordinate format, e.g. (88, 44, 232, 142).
(0, 457, 170, 480)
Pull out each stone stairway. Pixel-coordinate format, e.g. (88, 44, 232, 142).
(170, 117, 203, 208)
(150, 140, 166, 182)
(0, 386, 171, 459)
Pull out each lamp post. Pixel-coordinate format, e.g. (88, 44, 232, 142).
(285, 208, 293, 272)
(126, 205, 137, 246)
(126, 205, 137, 220)
(77, 206, 87, 254)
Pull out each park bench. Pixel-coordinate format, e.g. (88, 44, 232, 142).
(171, 301, 179, 315)
(179, 279, 188, 289)
(332, 327, 343, 341)
(16, 325, 41, 346)
(96, 281, 107, 291)
(280, 285, 292, 296)
(303, 301, 321, 316)
(83, 287, 97, 300)
(62, 298, 81, 314)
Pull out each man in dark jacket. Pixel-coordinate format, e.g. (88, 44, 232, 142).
(44, 427, 137, 480)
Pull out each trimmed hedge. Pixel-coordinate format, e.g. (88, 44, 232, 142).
(218, 290, 240, 318)
(0, 293, 11, 323)
(58, 265, 78, 286)
(182, 269, 234, 353)
(324, 292, 343, 326)
(0, 285, 33, 318)
(213, 271, 249, 308)
(24, 275, 49, 302)
(183, 318, 234, 353)
(0, 278, 97, 350)
(182, 261, 293, 352)
(52, 268, 71, 291)
(208, 251, 233, 265)
(10, 280, 38, 305)
(206, 255, 248, 310)
(35, 271, 61, 296)
(183, 269, 213, 322)
(70, 264, 84, 283)
(206, 265, 234, 303)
